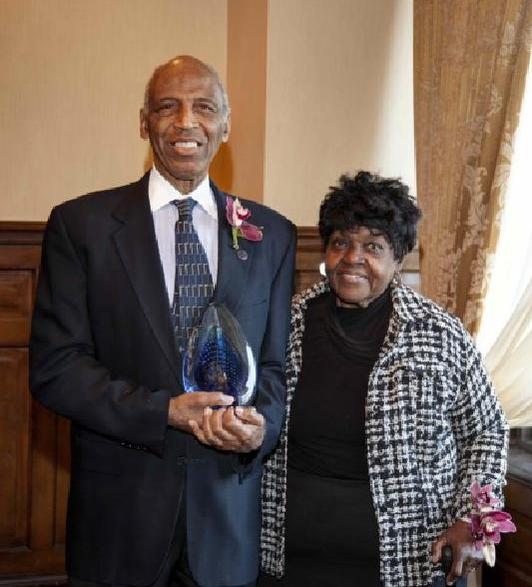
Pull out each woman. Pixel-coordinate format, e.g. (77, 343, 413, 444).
(259, 172, 509, 587)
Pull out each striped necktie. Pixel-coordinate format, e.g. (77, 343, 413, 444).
(172, 198, 214, 353)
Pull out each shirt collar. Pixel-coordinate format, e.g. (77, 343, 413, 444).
(148, 166, 217, 219)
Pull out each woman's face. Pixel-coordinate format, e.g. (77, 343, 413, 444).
(325, 226, 401, 308)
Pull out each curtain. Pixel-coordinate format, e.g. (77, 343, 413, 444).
(414, 0, 532, 335)
(476, 54, 532, 425)
(485, 277, 532, 426)
(414, 7, 532, 585)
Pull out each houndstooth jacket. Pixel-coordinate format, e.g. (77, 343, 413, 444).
(260, 279, 509, 587)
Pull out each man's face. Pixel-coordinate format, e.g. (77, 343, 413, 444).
(140, 60, 230, 193)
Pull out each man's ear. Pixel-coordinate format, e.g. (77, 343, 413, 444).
(222, 113, 231, 143)
(139, 108, 149, 140)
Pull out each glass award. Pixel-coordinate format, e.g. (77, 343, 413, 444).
(182, 303, 257, 406)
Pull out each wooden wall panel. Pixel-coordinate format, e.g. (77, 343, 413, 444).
(294, 227, 323, 293)
(0, 271, 33, 345)
(0, 349, 30, 547)
(0, 223, 67, 582)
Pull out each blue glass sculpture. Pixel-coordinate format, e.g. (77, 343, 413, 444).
(182, 303, 256, 406)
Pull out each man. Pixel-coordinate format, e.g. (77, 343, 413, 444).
(30, 56, 296, 587)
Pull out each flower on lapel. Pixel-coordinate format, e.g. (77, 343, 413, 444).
(225, 196, 263, 250)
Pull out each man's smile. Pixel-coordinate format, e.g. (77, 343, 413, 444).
(172, 141, 200, 148)
(169, 139, 204, 155)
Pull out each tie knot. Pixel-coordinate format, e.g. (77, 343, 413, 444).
(174, 198, 196, 221)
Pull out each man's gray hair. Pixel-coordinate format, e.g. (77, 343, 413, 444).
(142, 56, 230, 121)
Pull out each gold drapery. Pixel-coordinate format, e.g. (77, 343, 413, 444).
(414, 0, 532, 334)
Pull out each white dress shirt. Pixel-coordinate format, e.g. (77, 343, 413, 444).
(148, 167, 219, 305)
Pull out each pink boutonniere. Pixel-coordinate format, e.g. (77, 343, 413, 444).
(225, 196, 263, 250)
(468, 480, 516, 566)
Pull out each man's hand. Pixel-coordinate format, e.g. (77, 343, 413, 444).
(168, 392, 234, 431)
(189, 405, 266, 453)
(432, 520, 484, 585)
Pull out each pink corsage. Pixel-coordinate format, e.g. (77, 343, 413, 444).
(469, 480, 516, 566)
(225, 196, 263, 250)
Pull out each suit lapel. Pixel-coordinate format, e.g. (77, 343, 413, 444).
(112, 175, 179, 379)
(110, 179, 252, 380)
(212, 184, 256, 313)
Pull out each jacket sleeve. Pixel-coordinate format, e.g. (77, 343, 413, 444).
(29, 206, 171, 454)
(450, 329, 510, 519)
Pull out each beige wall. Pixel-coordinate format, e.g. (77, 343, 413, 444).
(0, 0, 227, 220)
(0, 0, 414, 225)
(264, 0, 415, 225)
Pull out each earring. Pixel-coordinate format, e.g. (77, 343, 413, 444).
(392, 271, 403, 287)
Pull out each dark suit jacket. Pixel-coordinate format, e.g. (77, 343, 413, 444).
(29, 173, 296, 587)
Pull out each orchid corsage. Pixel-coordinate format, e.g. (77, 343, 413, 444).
(468, 480, 516, 566)
(225, 197, 263, 250)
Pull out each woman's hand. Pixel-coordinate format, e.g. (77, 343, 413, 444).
(431, 520, 484, 584)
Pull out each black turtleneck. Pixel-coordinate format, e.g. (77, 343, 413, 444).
(287, 287, 392, 480)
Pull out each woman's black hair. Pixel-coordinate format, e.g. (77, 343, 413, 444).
(318, 171, 422, 261)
